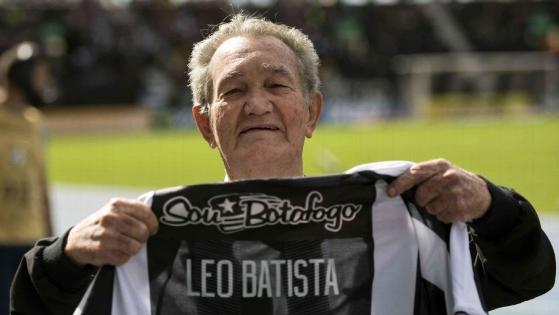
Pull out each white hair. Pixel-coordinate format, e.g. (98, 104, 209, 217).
(188, 14, 320, 114)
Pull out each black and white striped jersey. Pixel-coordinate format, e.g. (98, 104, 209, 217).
(72, 161, 486, 315)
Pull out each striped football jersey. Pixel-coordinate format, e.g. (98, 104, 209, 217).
(73, 161, 486, 315)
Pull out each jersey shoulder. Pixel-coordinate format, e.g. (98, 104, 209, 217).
(345, 161, 415, 177)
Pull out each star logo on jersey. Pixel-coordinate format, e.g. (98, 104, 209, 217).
(159, 192, 362, 234)
(218, 198, 236, 213)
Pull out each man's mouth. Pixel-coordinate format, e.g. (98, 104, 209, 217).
(239, 125, 280, 135)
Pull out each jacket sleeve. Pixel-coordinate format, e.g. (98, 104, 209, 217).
(469, 180, 556, 311)
(10, 229, 98, 315)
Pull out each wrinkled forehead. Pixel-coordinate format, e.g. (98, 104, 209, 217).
(209, 35, 301, 84)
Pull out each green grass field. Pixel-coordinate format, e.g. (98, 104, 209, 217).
(47, 116, 559, 213)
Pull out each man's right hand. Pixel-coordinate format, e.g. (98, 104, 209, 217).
(64, 198, 159, 267)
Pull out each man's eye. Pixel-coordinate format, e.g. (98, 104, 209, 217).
(224, 88, 242, 96)
(271, 83, 288, 89)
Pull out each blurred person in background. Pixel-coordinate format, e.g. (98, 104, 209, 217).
(10, 14, 556, 315)
(0, 42, 52, 315)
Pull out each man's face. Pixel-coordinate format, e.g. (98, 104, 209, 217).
(194, 35, 322, 179)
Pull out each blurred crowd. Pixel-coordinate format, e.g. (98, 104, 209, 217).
(0, 0, 557, 114)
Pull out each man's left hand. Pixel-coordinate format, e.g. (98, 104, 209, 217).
(388, 159, 491, 223)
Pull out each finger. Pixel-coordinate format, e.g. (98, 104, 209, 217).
(96, 211, 149, 242)
(389, 159, 450, 197)
(414, 173, 445, 207)
(436, 211, 455, 224)
(111, 199, 159, 235)
(114, 232, 143, 257)
(99, 229, 143, 257)
(89, 230, 142, 266)
(436, 210, 464, 224)
(425, 195, 450, 216)
(112, 212, 152, 242)
(104, 249, 133, 266)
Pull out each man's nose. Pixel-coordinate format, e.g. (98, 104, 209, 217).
(243, 89, 273, 115)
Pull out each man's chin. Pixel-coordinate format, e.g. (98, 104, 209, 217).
(239, 148, 283, 161)
(233, 144, 296, 164)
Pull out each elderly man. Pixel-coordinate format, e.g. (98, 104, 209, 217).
(11, 14, 555, 315)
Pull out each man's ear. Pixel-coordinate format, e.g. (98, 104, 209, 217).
(192, 105, 216, 148)
(305, 92, 323, 139)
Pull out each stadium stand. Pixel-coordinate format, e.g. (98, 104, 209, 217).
(1, 0, 557, 126)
